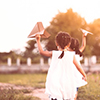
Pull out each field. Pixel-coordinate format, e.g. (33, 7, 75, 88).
(0, 74, 46, 88)
(0, 73, 100, 100)
(77, 73, 100, 100)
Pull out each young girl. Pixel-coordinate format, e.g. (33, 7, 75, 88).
(69, 36, 87, 100)
(35, 31, 87, 100)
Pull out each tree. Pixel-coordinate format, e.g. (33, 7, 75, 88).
(0, 51, 20, 64)
(23, 39, 37, 58)
(88, 18, 100, 56)
(25, 8, 100, 57)
(45, 8, 87, 51)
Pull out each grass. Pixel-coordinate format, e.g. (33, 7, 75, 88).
(77, 73, 100, 100)
(0, 87, 40, 100)
(0, 73, 46, 88)
(0, 73, 100, 100)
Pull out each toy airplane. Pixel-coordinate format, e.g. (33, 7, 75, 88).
(80, 28, 93, 36)
(28, 22, 51, 38)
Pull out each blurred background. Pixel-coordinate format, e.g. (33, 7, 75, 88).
(0, 0, 100, 73)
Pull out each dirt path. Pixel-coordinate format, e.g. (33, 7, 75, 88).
(27, 88, 49, 100)
(0, 83, 49, 100)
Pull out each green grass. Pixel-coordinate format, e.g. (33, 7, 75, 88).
(77, 73, 100, 100)
(0, 73, 46, 88)
(0, 73, 100, 100)
(0, 74, 45, 100)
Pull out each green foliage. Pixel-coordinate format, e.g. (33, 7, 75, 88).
(25, 40, 36, 51)
(45, 9, 100, 56)
(0, 51, 20, 64)
(45, 8, 87, 51)
(45, 10, 100, 56)
(32, 55, 41, 63)
(0, 50, 40, 64)
(25, 8, 87, 52)
(24, 39, 36, 58)
(88, 18, 100, 56)
(83, 45, 92, 56)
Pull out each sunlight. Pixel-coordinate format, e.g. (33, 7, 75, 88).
(0, 0, 100, 52)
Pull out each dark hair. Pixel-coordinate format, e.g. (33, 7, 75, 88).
(70, 38, 83, 57)
(55, 31, 71, 59)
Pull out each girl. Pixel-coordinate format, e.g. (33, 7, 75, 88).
(69, 38, 87, 100)
(35, 31, 87, 100)
(69, 32, 88, 100)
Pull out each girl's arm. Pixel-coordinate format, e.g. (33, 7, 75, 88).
(79, 33, 86, 52)
(73, 55, 87, 81)
(36, 35, 52, 57)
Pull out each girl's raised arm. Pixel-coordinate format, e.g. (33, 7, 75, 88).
(73, 55, 87, 81)
(79, 33, 86, 52)
(36, 34, 52, 58)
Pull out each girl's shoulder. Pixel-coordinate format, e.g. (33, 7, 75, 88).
(52, 50, 62, 55)
(52, 50, 61, 53)
(52, 50, 75, 54)
(52, 50, 75, 58)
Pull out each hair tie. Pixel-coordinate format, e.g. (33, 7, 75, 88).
(73, 48, 75, 51)
(62, 36, 64, 38)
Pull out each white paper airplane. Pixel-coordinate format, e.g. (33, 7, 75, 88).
(80, 28, 93, 36)
(28, 22, 51, 38)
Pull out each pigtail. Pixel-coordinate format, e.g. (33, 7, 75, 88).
(58, 51, 64, 59)
(75, 48, 83, 57)
(70, 38, 83, 57)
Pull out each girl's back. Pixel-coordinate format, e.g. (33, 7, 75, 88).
(45, 50, 76, 100)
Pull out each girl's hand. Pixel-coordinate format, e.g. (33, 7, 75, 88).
(83, 32, 87, 37)
(36, 34, 41, 41)
(82, 76, 87, 81)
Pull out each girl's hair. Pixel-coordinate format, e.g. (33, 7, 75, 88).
(70, 38, 83, 57)
(55, 31, 71, 59)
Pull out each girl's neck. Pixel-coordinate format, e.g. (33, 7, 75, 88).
(58, 48, 68, 51)
(67, 48, 73, 51)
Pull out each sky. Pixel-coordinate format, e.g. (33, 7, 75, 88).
(0, 0, 100, 52)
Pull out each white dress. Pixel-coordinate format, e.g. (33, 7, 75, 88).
(74, 55, 87, 88)
(45, 50, 77, 100)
